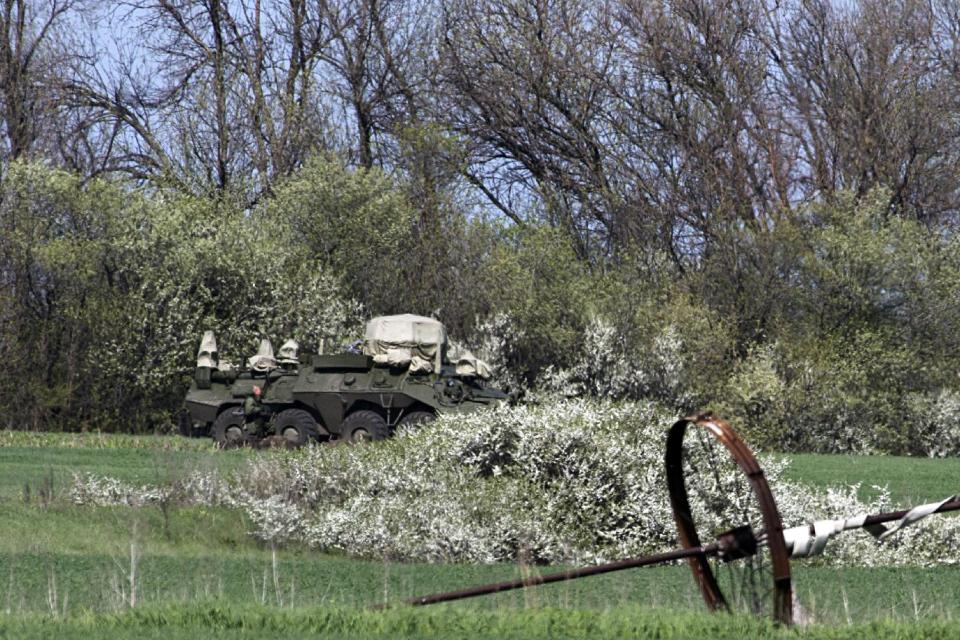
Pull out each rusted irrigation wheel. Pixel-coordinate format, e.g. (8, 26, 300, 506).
(665, 413, 793, 626)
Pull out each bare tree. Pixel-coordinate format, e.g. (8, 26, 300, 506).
(768, 0, 959, 224)
(314, 0, 435, 170)
(606, 0, 801, 260)
(0, 0, 82, 162)
(438, 0, 621, 256)
(223, 0, 330, 181)
(65, 0, 337, 197)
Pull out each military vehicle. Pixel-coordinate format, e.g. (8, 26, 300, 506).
(179, 314, 507, 447)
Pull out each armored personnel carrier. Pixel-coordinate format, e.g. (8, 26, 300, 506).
(179, 314, 507, 447)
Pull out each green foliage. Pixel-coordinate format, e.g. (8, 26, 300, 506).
(0, 162, 128, 429)
(482, 244, 734, 408)
(717, 343, 786, 446)
(269, 156, 417, 317)
(472, 225, 603, 384)
(3, 152, 958, 455)
(595, 262, 734, 410)
(269, 155, 508, 337)
(90, 193, 358, 427)
(716, 329, 954, 454)
(697, 190, 960, 454)
(0, 162, 357, 432)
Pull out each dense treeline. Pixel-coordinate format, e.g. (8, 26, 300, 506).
(1, 0, 959, 453)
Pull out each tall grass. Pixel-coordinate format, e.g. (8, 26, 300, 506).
(2, 602, 960, 640)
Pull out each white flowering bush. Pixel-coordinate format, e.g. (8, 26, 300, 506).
(537, 318, 645, 400)
(906, 389, 960, 458)
(471, 313, 529, 394)
(537, 319, 697, 408)
(71, 400, 960, 567)
(70, 470, 225, 508)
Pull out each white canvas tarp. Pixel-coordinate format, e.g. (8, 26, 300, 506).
(248, 338, 279, 371)
(196, 330, 219, 368)
(455, 354, 494, 380)
(446, 343, 494, 380)
(363, 314, 447, 371)
(278, 339, 300, 364)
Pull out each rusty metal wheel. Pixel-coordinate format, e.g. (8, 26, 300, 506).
(665, 413, 793, 625)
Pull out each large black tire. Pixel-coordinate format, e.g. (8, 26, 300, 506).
(211, 407, 248, 448)
(397, 410, 435, 430)
(274, 408, 318, 446)
(341, 409, 389, 443)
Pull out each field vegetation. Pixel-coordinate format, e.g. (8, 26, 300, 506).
(64, 402, 960, 569)
(2, 427, 959, 638)
(2, 0, 960, 637)
(5, 604, 960, 640)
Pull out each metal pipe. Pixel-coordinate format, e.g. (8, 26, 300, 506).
(385, 499, 960, 610)
(388, 543, 719, 608)
(860, 498, 960, 528)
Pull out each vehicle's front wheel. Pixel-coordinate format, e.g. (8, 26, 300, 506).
(341, 409, 389, 443)
(397, 410, 435, 430)
(274, 408, 319, 446)
(211, 407, 248, 448)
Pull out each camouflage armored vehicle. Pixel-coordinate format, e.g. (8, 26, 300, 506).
(179, 314, 507, 447)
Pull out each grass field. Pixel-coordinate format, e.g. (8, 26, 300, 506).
(1, 433, 958, 638)
(4, 603, 960, 640)
(784, 453, 960, 505)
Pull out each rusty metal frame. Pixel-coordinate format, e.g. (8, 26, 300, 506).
(382, 411, 959, 626)
(666, 413, 793, 625)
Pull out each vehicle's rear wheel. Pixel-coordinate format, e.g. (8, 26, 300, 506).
(397, 410, 435, 430)
(341, 409, 389, 443)
(211, 407, 248, 448)
(274, 408, 318, 446)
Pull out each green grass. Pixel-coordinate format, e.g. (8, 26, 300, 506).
(0, 446, 246, 502)
(2, 603, 960, 640)
(1, 432, 958, 637)
(1, 548, 958, 624)
(783, 453, 960, 505)
(0, 430, 219, 451)
(0, 431, 247, 503)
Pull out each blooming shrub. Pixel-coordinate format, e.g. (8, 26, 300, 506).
(906, 389, 960, 458)
(71, 470, 225, 508)
(710, 334, 960, 457)
(472, 313, 529, 394)
(72, 400, 960, 567)
(536, 319, 699, 410)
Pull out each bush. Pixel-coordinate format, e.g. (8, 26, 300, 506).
(0, 162, 359, 431)
(905, 390, 960, 458)
(470, 226, 598, 385)
(473, 244, 734, 410)
(269, 157, 418, 316)
(535, 302, 733, 411)
(90, 197, 360, 428)
(72, 400, 960, 567)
